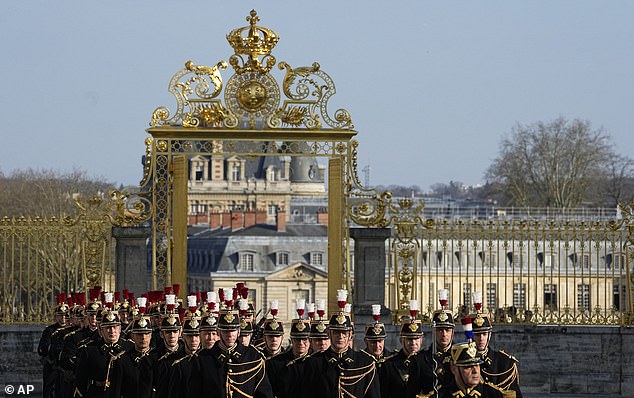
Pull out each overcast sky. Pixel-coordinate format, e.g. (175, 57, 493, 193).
(2, 1, 632, 190)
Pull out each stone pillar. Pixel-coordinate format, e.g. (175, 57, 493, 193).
(112, 226, 151, 296)
(349, 227, 391, 331)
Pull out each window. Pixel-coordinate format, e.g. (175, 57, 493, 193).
(613, 283, 626, 311)
(486, 283, 497, 309)
(268, 204, 277, 216)
(240, 253, 254, 272)
(462, 283, 472, 310)
(195, 165, 204, 181)
(513, 283, 526, 309)
(577, 284, 590, 312)
(544, 284, 557, 310)
(311, 252, 323, 266)
(293, 289, 310, 303)
(277, 252, 289, 266)
(231, 164, 241, 181)
(581, 254, 590, 270)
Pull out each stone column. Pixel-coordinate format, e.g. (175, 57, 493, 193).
(112, 226, 151, 296)
(349, 227, 391, 339)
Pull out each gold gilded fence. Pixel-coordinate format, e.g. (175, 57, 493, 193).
(0, 192, 151, 323)
(384, 199, 634, 326)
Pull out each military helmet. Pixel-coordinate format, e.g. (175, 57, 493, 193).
(451, 341, 483, 367)
(470, 313, 493, 333)
(432, 309, 455, 329)
(309, 319, 329, 339)
(328, 312, 353, 331)
(263, 318, 285, 336)
(182, 317, 201, 335)
(400, 319, 424, 338)
(130, 316, 153, 334)
(100, 309, 121, 327)
(239, 317, 254, 334)
(217, 309, 240, 331)
(159, 312, 181, 331)
(290, 319, 311, 339)
(364, 322, 387, 340)
(200, 313, 218, 331)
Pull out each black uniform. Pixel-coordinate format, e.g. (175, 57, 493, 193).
(299, 347, 380, 398)
(111, 348, 158, 398)
(417, 380, 507, 398)
(406, 347, 450, 398)
(188, 343, 273, 398)
(152, 344, 185, 398)
(166, 352, 197, 398)
(380, 349, 415, 398)
(73, 338, 133, 398)
(38, 322, 66, 398)
(480, 349, 522, 398)
(266, 349, 309, 398)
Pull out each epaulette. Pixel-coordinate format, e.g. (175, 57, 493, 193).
(172, 353, 196, 367)
(484, 381, 516, 398)
(51, 325, 72, 337)
(63, 328, 81, 340)
(384, 351, 399, 361)
(286, 353, 309, 367)
(499, 350, 519, 363)
(159, 350, 178, 362)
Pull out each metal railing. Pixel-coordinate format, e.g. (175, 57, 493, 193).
(385, 199, 634, 326)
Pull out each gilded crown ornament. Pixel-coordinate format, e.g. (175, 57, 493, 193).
(226, 10, 279, 74)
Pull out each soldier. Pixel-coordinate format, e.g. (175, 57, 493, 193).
(259, 301, 284, 358)
(308, 317, 330, 353)
(57, 301, 86, 398)
(471, 311, 522, 398)
(111, 297, 156, 398)
(417, 341, 507, 398)
(200, 312, 219, 349)
(361, 304, 388, 369)
(151, 294, 183, 398)
(188, 308, 273, 397)
(38, 294, 69, 398)
(299, 290, 380, 398)
(237, 316, 254, 347)
(407, 307, 455, 397)
(166, 301, 201, 398)
(73, 307, 132, 398)
(267, 318, 311, 398)
(381, 302, 425, 398)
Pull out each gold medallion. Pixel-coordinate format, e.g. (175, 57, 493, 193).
(474, 317, 484, 327)
(336, 314, 346, 325)
(438, 312, 448, 322)
(139, 318, 148, 328)
(316, 323, 327, 333)
(224, 313, 235, 324)
(296, 322, 306, 331)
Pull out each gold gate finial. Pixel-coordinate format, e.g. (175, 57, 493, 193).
(226, 10, 280, 74)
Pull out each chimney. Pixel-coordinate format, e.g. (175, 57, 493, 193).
(317, 209, 328, 227)
(276, 209, 286, 232)
(210, 212, 221, 229)
(221, 212, 231, 229)
(244, 210, 256, 228)
(231, 210, 244, 231)
(255, 208, 267, 224)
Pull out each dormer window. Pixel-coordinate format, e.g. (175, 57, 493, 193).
(310, 252, 323, 266)
(277, 252, 289, 266)
(240, 252, 254, 272)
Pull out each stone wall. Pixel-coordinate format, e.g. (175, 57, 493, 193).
(2, 324, 631, 397)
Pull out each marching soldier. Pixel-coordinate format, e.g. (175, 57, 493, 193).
(267, 317, 311, 398)
(200, 312, 219, 349)
(237, 316, 255, 347)
(361, 304, 388, 369)
(471, 311, 522, 397)
(151, 294, 183, 398)
(381, 302, 425, 398)
(308, 317, 330, 353)
(417, 341, 507, 398)
(73, 307, 132, 398)
(39, 294, 69, 398)
(166, 303, 201, 398)
(188, 308, 274, 398)
(406, 307, 455, 397)
(298, 290, 380, 398)
(257, 300, 284, 358)
(111, 297, 157, 398)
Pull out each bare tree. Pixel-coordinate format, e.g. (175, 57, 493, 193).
(596, 154, 634, 207)
(0, 168, 114, 217)
(486, 117, 615, 208)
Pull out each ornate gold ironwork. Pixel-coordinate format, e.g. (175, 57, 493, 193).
(0, 189, 150, 323)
